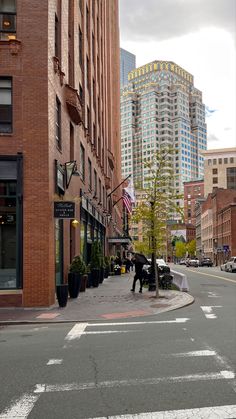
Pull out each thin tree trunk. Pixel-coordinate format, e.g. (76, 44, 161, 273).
(153, 249, 159, 297)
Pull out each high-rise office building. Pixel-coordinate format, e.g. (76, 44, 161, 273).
(120, 61, 207, 205)
(120, 48, 136, 88)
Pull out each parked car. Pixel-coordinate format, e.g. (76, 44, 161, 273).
(200, 258, 213, 267)
(179, 259, 187, 265)
(224, 256, 236, 273)
(220, 262, 227, 271)
(186, 258, 199, 267)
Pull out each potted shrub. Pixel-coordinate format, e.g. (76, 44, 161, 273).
(68, 255, 86, 298)
(99, 243, 105, 284)
(86, 263, 93, 288)
(80, 263, 88, 292)
(114, 264, 121, 275)
(104, 256, 110, 278)
(90, 241, 100, 287)
(56, 283, 68, 307)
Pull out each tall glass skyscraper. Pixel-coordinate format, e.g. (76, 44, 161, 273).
(120, 60, 207, 206)
(120, 48, 136, 88)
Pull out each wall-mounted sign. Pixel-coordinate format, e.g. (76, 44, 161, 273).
(54, 201, 75, 218)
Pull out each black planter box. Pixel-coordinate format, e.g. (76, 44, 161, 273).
(56, 284, 68, 307)
(68, 272, 82, 298)
(91, 269, 100, 287)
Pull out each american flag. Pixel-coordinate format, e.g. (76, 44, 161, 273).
(122, 191, 132, 214)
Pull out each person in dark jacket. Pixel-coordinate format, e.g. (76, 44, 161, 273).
(131, 261, 144, 293)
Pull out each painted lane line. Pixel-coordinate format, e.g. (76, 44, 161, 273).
(84, 330, 137, 335)
(187, 268, 236, 283)
(172, 350, 216, 357)
(87, 318, 190, 327)
(86, 404, 236, 419)
(201, 305, 222, 319)
(34, 370, 235, 394)
(0, 393, 39, 418)
(65, 322, 88, 341)
(47, 359, 63, 365)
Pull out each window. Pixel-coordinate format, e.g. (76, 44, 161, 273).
(224, 158, 228, 164)
(88, 158, 92, 190)
(213, 159, 217, 165)
(55, 96, 61, 148)
(0, 77, 12, 133)
(55, 13, 61, 60)
(94, 169, 97, 196)
(99, 178, 101, 202)
(86, 55, 89, 88)
(227, 167, 236, 190)
(212, 168, 218, 175)
(80, 143, 85, 181)
(0, 0, 16, 40)
(213, 177, 218, 184)
(79, 26, 82, 67)
(218, 158, 222, 164)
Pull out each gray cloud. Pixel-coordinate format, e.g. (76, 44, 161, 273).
(120, 0, 236, 43)
(208, 134, 220, 142)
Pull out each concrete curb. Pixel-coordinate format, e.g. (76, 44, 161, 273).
(0, 292, 195, 325)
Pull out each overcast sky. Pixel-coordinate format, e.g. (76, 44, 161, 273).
(119, 0, 236, 150)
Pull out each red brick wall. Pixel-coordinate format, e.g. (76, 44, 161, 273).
(0, 0, 121, 307)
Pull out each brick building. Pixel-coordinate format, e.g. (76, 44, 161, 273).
(202, 148, 236, 196)
(0, 0, 121, 307)
(184, 179, 204, 226)
(201, 189, 236, 264)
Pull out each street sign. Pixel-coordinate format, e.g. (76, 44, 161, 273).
(54, 201, 75, 219)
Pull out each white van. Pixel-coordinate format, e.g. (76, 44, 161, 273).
(225, 257, 236, 273)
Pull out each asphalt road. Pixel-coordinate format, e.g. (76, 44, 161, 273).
(0, 266, 235, 418)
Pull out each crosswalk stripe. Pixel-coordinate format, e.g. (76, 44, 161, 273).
(0, 393, 39, 419)
(86, 404, 236, 419)
(34, 370, 235, 394)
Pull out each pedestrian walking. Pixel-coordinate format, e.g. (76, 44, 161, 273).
(131, 260, 144, 293)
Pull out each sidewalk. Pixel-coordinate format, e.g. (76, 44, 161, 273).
(0, 272, 194, 324)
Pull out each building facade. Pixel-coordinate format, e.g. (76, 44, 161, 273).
(120, 61, 207, 201)
(202, 148, 236, 196)
(120, 48, 136, 88)
(0, 0, 121, 307)
(201, 189, 236, 264)
(184, 179, 204, 225)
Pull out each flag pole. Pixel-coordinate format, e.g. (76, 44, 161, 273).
(107, 174, 131, 198)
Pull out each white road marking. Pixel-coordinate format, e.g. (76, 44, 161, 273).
(187, 268, 236, 283)
(65, 322, 88, 341)
(84, 331, 137, 335)
(182, 327, 187, 330)
(206, 314, 217, 319)
(87, 318, 190, 327)
(34, 370, 235, 394)
(190, 338, 195, 341)
(86, 404, 236, 419)
(0, 393, 39, 418)
(172, 350, 216, 357)
(201, 306, 222, 319)
(47, 359, 63, 365)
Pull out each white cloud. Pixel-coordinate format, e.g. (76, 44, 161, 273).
(120, 1, 236, 150)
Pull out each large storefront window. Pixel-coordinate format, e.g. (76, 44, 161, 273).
(0, 181, 16, 288)
(0, 157, 22, 289)
(55, 219, 63, 285)
(80, 221, 85, 258)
